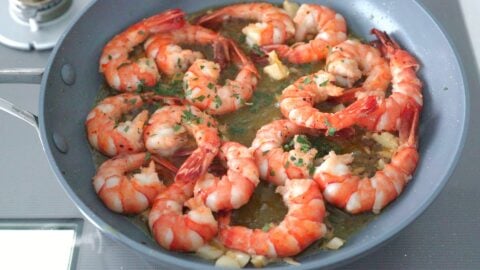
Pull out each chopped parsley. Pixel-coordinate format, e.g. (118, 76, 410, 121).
(324, 119, 336, 136)
(251, 44, 265, 56)
(207, 82, 215, 90)
(294, 158, 304, 167)
(153, 78, 184, 98)
(144, 152, 151, 162)
(181, 109, 202, 124)
(192, 95, 206, 102)
(303, 76, 311, 84)
(295, 135, 312, 153)
(214, 96, 223, 108)
(173, 124, 182, 132)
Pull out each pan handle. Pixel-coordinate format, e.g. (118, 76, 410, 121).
(0, 68, 44, 84)
(0, 68, 44, 130)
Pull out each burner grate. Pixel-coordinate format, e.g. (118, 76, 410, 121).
(0, 0, 89, 50)
(10, 0, 72, 24)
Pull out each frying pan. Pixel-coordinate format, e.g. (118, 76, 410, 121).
(0, 0, 469, 269)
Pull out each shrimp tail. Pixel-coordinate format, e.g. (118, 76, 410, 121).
(141, 92, 185, 105)
(333, 95, 380, 130)
(261, 44, 292, 59)
(371, 28, 400, 54)
(144, 9, 186, 33)
(213, 39, 231, 69)
(228, 39, 259, 76)
(196, 8, 229, 28)
(398, 103, 420, 147)
(328, 87, 365, 103)
(151, 155, 179, 173)
(174, 148, 208, 183)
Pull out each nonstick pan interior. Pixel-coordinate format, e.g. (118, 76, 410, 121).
(39, 0, 468, 269)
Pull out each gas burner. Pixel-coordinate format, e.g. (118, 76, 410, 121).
(11, 0, 72, 25)
(0, 0, 90, 50)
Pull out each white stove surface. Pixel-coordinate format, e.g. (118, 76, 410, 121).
(0, 0, 479, 269)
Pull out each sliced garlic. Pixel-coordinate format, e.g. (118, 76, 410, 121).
(263, 51, 290, 80)
(283, 0, 300, 18)
(372, 132, 399, 149)
(326, 237, 345, 250)
(215, 250, 251, 268)
(196, 243, 225, 260)
(283, 257, 301, 266)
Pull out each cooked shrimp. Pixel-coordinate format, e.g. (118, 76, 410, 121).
(313, 106, 419, 214)
(197, 2, 295, 47)
(194, 142, 259, 212)
(144, 24, 227, 76)
(326, 39, 392, 94)
(149, 181, 218, 252)
(353, 29, 423, 132)
(218, 179, 326, 257)
(93, 153, 165, 214)
(251, 120, 318, 186)
(264, 4, 347, 64)
(279, 39, 391, 131)
(312, 30, 422, 214)
(86, 93, 148, 157)
(143, 105, 221, 182)
(99, 9, 185, 92)
(183, 40, 258, 115)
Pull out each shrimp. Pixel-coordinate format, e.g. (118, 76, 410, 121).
(93, 152, 165, 214)
(143, 105, 221, 182)
(149, 181, 218, 252)
(99, 9, 185, 92)
(279, 39, 391, 131)
(313, 106, 419, 214)
(353, 29, 423, 132)
(251, 120, 318, 186)
(264, 4, 347, 64)
(144, 24, 227, 76)
(197, 3, 295, 47)
(326, 39, 392, 94)
(194, 142, 259, 212)
(86, 93, 148, 157)
(313, 30, 423, 213)
(183, 40, 258, 115)
(218, 179, 326, 257)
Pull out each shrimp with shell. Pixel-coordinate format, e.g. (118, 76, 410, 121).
(144, 24, 229, 76)
(149, 181, 218, 252)
(279, 38, 391, 132)
(143, 105, 221, 182)
(251, 119, 318, 186)
(93, 152, 165, 214)
(197, 2, 295, 47)
(218, 179, 326, 258)
(86, 93, 148, 157)
(183, 39, 258, 115)
(265, 4, 347, 64)
(313, 30, 422, 214)
(99, 9, 186, 92)
(194, 142, 260, 212)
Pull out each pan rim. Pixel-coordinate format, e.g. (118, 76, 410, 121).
(38, 0, 470, 269)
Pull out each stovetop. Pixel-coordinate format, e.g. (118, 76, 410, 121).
(0, 0, 479, 269)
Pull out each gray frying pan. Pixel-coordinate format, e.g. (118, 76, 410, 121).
(0, 0, 468, 269)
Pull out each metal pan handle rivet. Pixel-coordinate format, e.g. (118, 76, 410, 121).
(61, 63, 76, 85)
(52, 132, 69, 154)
